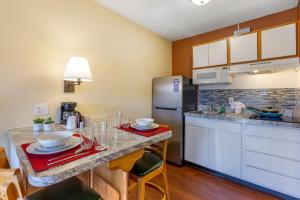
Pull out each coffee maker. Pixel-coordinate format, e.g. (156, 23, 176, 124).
(60, 102, 81, 126)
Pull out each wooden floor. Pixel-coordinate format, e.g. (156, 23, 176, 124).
(128, 164, 279, 200)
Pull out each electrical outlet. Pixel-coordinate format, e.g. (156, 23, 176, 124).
(33, 103, 49, 116)
(229, 97, 234, 105)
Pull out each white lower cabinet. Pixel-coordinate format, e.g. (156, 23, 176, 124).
(209, 129, 241, 178)
(185, 116, 300, 199)
(243, 125, 300, 199)
(185, 125, 210, 168)
(185, 117, 241, 178)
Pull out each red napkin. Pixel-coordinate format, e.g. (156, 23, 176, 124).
(21, 135, 106, 172)
(119, 125, 170, 137)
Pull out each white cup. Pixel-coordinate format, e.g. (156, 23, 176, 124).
(66, 116, 77, 130)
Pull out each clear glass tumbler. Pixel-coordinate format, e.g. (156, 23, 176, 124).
(114, 110, 123, 128)
(94, 122, 108, 150)
(79, 127, 94, 150)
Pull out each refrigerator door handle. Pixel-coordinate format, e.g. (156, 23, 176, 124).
(155, 107, 181, 111)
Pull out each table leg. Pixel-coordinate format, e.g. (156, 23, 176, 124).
(93, 149, 144, 200)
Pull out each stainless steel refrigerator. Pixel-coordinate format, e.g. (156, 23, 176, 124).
(152, 76, 197, 165)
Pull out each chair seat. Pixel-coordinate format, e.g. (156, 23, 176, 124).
(131, 152, 163, 177)
(26, 177, 102, 200)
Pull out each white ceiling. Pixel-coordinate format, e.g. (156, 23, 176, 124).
(95, 0, 298, 41)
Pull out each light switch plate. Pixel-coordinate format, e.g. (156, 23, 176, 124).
(33, 103, 49, 116)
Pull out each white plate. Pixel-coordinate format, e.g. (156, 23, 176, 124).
(130, 123, 159, 131)
(26, 136, 81, 155)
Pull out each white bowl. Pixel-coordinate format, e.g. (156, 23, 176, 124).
(37, 131, 73, 148)
(135, 118, 154, 127)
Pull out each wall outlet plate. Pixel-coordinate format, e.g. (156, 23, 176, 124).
(229, 97, 234, 105)
(33, 103, 49, 116)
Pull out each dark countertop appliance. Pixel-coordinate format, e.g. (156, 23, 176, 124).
(60, 102, 81, 126)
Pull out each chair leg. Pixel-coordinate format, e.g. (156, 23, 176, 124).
(137, 177, 146, 200)
(162, 168, 170, 200)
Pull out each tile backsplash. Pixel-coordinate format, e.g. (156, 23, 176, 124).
(199, 88, 300, 113)
(296, 88, 300, 115)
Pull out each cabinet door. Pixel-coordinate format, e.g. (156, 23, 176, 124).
(209, 39, 227, 66)
(262, 23, 296, 59)
(230, 32, 257, 63)
(209, 129, 242, 178)
(185, 126, 210, 167)
(193, 44, 209, 68)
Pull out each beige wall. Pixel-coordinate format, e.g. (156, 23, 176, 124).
(0, 0, 171, 138)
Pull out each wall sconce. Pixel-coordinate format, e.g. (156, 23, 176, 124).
(64, 57, 92, 92)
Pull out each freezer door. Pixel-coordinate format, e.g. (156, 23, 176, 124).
(152, 107, 183, 165)
(152, 76, 183, 109)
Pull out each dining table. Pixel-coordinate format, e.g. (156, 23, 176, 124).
(7, 124, 172, 200)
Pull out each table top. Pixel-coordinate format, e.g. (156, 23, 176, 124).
(7, 124, 172, 187)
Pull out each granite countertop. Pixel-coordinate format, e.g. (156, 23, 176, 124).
(185, 111, 300, 129)
(7, 124, 172, 187)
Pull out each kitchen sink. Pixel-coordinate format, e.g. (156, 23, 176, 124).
(191, 111, 252, 119)
(191, 110, 220, 115)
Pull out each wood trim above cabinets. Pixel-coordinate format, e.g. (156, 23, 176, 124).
(257, 31, 262, 61)
(227, 38, 231, 66)
(296, 21, 299, 56)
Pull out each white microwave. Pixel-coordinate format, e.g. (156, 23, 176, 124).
(193, 67, 232, 85)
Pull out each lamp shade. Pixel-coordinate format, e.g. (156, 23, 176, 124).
(64, 57, 92, 82)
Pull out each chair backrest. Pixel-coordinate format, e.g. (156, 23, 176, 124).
(0, 147, 10, 169)
(0, 175, 22, 200)
(0, 146, 25, 199)
(147, 125, 169, 162)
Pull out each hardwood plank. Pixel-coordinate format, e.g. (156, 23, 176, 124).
(129, 164, 279, 200)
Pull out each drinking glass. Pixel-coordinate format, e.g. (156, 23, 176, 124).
(79, 127, 94, 150)
(94, 122, 108, 149)
(114, 110, 123, 128)
(122, 116, 130, 128)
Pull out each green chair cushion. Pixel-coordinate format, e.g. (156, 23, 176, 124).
(26, 177, 102, 200)
(131, 152, 163, 177)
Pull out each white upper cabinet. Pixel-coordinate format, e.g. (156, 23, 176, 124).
(208, 39, 227, 66)
(261, 23, 296, 59)
(193, 44, 209, 68)
(230, 32, 257, 63)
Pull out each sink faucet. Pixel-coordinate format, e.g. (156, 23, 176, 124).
(200, 99, 217, 112)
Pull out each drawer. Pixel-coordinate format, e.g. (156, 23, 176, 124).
(185, 116, 214, 129)
(215, 121, 241, 134)
(246, 125, 300, 143)
(245, 136, 300, 161)
(245, 151, 300, 179)
(243, 165, 300, 199)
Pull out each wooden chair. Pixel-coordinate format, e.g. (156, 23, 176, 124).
(0, 147, 9, 169)
(129, 125, 170, 200)
(0, 146, 102, 200)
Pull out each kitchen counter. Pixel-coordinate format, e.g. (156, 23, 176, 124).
(185, 111, 300, 129)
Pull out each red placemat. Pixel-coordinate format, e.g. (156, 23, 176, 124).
(119, 125, 170, 137)
(21, 135, 106, 172)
